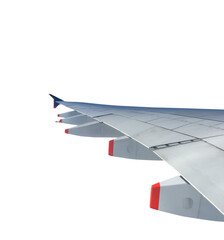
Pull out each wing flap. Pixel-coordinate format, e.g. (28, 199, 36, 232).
(175, 123, 224, 138)
(96, 114, 196, 148)
(203, 135, 224, 151)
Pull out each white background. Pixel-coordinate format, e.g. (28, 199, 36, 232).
(0, 0, 224, 239)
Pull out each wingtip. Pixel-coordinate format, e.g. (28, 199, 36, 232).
(49, 94, 63, 108)
(65, 129, 69, 134)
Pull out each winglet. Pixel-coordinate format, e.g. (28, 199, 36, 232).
(49, 94, 63, 108)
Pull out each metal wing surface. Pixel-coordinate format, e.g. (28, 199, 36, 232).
(50, 94, 224, 218)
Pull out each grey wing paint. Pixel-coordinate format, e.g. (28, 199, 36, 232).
(50, 94, 224, 221)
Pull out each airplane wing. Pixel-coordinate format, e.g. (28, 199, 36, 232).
(50, 94, 224, 221)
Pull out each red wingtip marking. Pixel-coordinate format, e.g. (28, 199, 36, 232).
(59, 119, 62, 123)
(58, 114, 60, 117)
(54, 106, 56, 108)
(108, 140, 114, 156)
(65, 129, 69, 134)
(150, 183, 160, 210)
